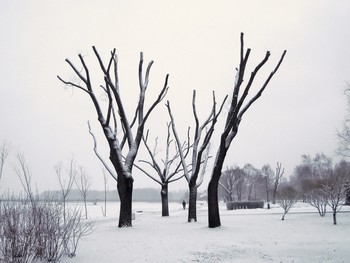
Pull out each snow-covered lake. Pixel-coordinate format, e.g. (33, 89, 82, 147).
(62, 201, 350, 263)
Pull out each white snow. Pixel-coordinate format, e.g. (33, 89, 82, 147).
(62, 202, 350, 263)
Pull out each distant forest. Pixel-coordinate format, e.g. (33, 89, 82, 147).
(40, 188, 206, 203)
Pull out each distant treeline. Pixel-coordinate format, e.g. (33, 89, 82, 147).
(40, 188, 195, 203)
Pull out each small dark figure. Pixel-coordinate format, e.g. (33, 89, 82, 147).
(182, 200, 186, 210)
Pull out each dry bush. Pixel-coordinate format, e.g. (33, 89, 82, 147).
(0, 197, 94, 263)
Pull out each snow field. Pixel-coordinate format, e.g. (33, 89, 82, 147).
(62, 202, 350, 263)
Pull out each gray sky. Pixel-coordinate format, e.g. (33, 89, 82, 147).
(0, 0, 349, 193)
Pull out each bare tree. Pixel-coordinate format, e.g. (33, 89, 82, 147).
(243, 163, 258, 201)
(262, 164, 274, 209)
(337, 83, 350, 157)
(337, 84, 350, 204)
(58, 48, 169, 227)
(134, 123, 187, 217)
(276, 185, 297, 221)
(207, 33, 287, 228)
(0, 141, 10, 184)
(219, 167, 239, 202)
(272, 162, 284, 204)
(75, 166, 91, 219)
(167, 90, 226, 222)
(55, 159, 77, 223)
(13, 153, 35, 205)
(306, 180, 328, 217)
(322, 161, 349, 225)
(235, 168, 245, 201)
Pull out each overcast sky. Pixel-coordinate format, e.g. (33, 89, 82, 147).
(1, 1, 349, 194)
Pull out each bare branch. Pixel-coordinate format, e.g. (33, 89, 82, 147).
(87, 122, 118, 182)
(238, 50, 287, 119)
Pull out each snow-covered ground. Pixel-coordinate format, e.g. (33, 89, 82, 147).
(62, 201, 350, 263)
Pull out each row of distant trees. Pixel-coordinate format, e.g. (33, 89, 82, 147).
(217, 153, 350, 225)
(218, 162, 284, 204)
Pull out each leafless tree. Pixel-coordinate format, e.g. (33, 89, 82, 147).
(58, 49, 169, 227)
(219, 167, 240, 201)
(134, 123, 188, 217)
(235, 168, 245, 201)
(322, 161, 349, 225)
(272, 162, 284, 204)
(243, 163, 259, 201)
(75, 166, 91, 219)
(0, 141, 10, 184)
(262, 164, 274, 208)
(13, 153, 35, 205)
(55, 159, 77, 223)
(207, 33, 287, 228)
(336, 83, 350, 204)
(306, 181, 328, 217)
(167, 90, 226, 222)
(337, 83, 350, 157)
(276, 185, 297, 220)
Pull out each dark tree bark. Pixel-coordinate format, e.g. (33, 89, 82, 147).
(208, 144, 228, 228)
(188, 182, 198, 222)
(208, 33, 287, 228)
(161, 183, 169, 217)
(58, 49, 169, 227)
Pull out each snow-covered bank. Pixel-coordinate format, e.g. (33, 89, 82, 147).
(62, 202, 350, 263)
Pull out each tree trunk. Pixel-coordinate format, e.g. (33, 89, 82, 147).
(333, 212, 337, 225)
(188, 184, 197, 222)
(161, 184, 169, 217)
(208, 145, 227, 228)
(117, 176, 133, 228)
(272, 189, 277, 204)
(84, 197, 88, 219)
(208, 178, 220, 228)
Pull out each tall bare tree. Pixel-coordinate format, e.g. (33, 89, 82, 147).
(134, 123, 188, 217)
(167, 90, 226, 222)
(262, 164, 274, 209)
(337, 83, 350, 204)
(75, 166, 91, 219)
(243, 163, 259, 201)
(58, 49, 169, 227)
(272, 162, 284, 204)
(207, 33, 287, 228)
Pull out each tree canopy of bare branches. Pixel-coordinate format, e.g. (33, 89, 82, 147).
(133, 123, 187, 217)
(167, 90, 226, 222)
(58, 48, 169, 227)
(207, 33, 287, 228)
